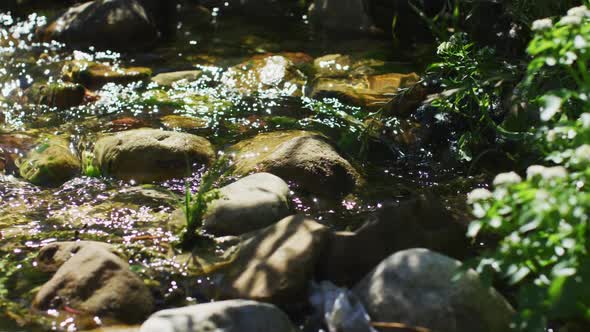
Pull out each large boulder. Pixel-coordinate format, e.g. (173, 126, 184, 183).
(33, 241, 154, 324)
(38, 0, 159, 50)
(93, 129, 215, 183)
(228, 130, 362, 196)
(18, 136, 80, 186)
(317, 196, 469, 285)
(353, 248, 515, 332)
(202, 173, 291, 236)
(216, 215, 329, 305)
(62, 61, 152, 90)
(221, 55, 307, 97)
(140, 300, 297, 332)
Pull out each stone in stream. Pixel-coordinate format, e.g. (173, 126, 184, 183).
(308, 0, 373, 32)
(0, 133, 36, 175)
(93, 128, 215, 183)
(18, 136, 81, 186)
(62, 61, 152, 90)
(316, 196, 470, 286)
(24, 82, 86, 109)
(310, 72, 420, 110)
(37, 0, 159, 50)
(221, 55, 307, 97)
(228, 130, 362, 196)
(151, 70, 202, 86)
(33, 241, 154, 324)
(140, 300, 297, 332)
(202, 172, 291, 236)
(313, 54, 353, 78)
(215, 215, 329, 305)
(353, 248, 515, 332)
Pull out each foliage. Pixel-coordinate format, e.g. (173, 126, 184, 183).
(179, 156, 230, 249)
(467, 6, 590, 330)
(426, 32, 523, 161)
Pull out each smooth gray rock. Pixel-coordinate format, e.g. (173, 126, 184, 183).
(353, 248, 515, 332)
(202, 173, 290, 236)
(93, 129, 215, 183)
(33, 241, 154, 324)
(140, 300, 297, 332)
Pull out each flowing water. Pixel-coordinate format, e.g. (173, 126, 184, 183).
(0, 2, 485, 331)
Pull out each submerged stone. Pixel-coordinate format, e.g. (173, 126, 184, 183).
(221, 55, 307, 97)
(33, 241, 154, 324)
(140, 300, 297, 332)
(18, 136, 80, 186)
(62, 60, 152, 90)
(313, 54, 352, 78)
(202, 172, 291, 236)
(93, 128, 215, 183)
(38, 0, 159, 50)
(228, 130, 362, 196)
(151, 70, 202, 86)
(310, 72, 420, 109)
(160, 115, 207, 131)
(24, 82, 86, 109)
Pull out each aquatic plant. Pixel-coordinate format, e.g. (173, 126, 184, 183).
(180, 156, 230, 249)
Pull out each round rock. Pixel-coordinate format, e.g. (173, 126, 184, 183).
(93, 129, 215, 183)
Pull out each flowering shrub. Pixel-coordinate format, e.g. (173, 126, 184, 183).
(468, 5, 590, 330)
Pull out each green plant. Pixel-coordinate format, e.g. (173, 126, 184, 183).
(426, 32, 525, 161)
(179, 156, 230, 249)
(467, 6, 590, 330)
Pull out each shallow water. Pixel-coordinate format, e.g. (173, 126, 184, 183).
(0, 3, 483, 330)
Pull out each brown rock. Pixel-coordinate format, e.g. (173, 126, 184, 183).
(33, 241, 154, 324)
(216, 215, 329, 304)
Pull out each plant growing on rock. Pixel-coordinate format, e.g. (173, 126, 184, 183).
(180, 156, 231, 249)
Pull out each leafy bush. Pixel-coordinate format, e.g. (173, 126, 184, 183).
(425, 32, 523, 161)
(467, 6, 590, 331)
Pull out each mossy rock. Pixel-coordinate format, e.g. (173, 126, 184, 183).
(62, 60, 152, 89)
(25, 82, 86, 109)
(18, 136, 81, 186)
(228, 130, 362, 196)
(93, 129, 216, 183)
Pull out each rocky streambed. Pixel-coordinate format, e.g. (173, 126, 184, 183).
(0, 1, 512, 332)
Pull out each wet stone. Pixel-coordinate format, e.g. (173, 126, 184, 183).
(38, 0, 159, 50)
(228, 130, 362, 196)
(202, 172, 291, 236)
(62, 60, 152, 90)
(93, 128, 215, 183)
(33, 241, 155, 324)
(151, 70, 202, 86)
(24, 82, 86, 109)
(18, 136, 81, 186)
(140, 300, 297, 332)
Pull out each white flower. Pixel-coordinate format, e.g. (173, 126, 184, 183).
(567, 6, 590, 17)
(580, 113, 590, 128)
(545, 57, 557, 66)
(574, 144, 590, 163)
(575, 35, 588, 49)
(493, 171, 522, 186)
(467, 188, 493, 204)
(532, 18, 553, 31)
(526, 165, 568, 180)
(561, 51, 578, 65)
(559, 15, 583, 26)
(546, 129, 557, 142)
(540, 95, 562, 121)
